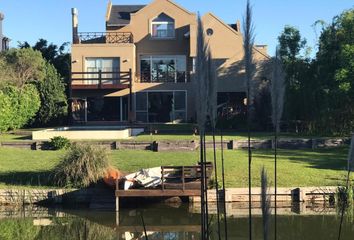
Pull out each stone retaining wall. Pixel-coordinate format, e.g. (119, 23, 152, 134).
(190, 186, 338, 203)
(0, 188, 97, 205)
(0, 137, 349, 151)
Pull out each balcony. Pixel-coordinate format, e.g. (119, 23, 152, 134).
(139, 71, 190, 83)
(71, 70, 132, 90)
(74, 32, 133, 44)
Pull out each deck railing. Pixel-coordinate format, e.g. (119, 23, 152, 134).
(139, 70, 189, 83)
(74, 32, 133, 44)
(71, 70, 132, 89)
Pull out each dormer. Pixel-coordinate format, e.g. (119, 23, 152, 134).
(150, 13, 175, 39)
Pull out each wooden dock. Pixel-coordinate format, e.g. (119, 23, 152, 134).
(115, 164, 212, 211)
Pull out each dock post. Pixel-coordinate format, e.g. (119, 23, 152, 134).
(116, 178, 119, 212)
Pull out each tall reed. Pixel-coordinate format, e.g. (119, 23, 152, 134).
(195, 13, 211, 239)
(270, 47, 285, 240)
(243, 1, 256, 239)
(261, 167, 271, 240)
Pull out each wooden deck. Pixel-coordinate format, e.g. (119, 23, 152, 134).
(115, 164, 212, 210)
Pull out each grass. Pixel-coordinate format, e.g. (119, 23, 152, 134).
(0, 146, 352, 189)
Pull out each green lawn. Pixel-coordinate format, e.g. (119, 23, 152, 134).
(0, 146, 351, 189)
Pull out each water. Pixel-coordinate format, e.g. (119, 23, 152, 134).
(0, 203, 353, 240)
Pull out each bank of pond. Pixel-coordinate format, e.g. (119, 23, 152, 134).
(0, 202, 354, 240)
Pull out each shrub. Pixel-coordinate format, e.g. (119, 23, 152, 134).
(49, 136, 70, 150)
(53, 143, 110, 188)
(0, 85, 40, 132)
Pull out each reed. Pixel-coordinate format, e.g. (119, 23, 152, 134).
(243, 1, 256, 239)
(261, 167, 271, 240)
(270, 47, 285, 240)
(195, 13, 212, 239)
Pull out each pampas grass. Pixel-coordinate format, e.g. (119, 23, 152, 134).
(53, 143, 111, 188)
(243, 1, 256, 239)
(261, 167, 271, 240)
(271, 48, 286, 134)
(195, 14, 212, 240)
(270, 47, 285, 240)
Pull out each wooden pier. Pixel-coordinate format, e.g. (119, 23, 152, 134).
(115, 164, 212, 211)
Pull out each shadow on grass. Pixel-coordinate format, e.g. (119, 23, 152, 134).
(253, 147, 348, 171)
(0, 171, 54, 187)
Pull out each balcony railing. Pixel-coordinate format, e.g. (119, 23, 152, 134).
(71, 70, 132, 90)
(74, 32, 133, 44)
(139, 71, 189, 83)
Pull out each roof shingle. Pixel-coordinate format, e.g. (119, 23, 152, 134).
(107, 5, 146, 26)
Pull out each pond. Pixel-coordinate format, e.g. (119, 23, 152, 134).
(0, 203, 353, 240)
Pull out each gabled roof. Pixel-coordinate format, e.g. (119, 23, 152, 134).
(107, 5, 146, 27)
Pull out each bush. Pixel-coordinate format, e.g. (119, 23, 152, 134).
(49, 136, 70, 150)
(53, 143, 111, 188)
(0, 85, 40, 132)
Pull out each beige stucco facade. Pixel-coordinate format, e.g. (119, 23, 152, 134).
(70, 0, 269, 124)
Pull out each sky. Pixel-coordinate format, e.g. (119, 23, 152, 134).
(0, 0, 353, 56)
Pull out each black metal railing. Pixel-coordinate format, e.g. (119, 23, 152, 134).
(71, 70, 132, 89)
(74, 32, 133, 44)
(139, 71, 189, 83)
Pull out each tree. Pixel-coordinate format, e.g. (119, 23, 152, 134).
(34, 63, 68, 126)
(1, 48, 45, 88)
(314, 8, 354, 134)
(278, 26, 307, 62)
(19, 39, 71, 94)
(277, 26, 315, 131)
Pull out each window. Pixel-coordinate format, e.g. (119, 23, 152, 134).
(135, 91, 187, 123)
(140, 55, 187, 83)
(85, 58, 120, 84)
(151, 13, 175, 39)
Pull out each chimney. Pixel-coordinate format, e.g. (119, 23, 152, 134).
(72, 8, 79, 43)
(236, 20, 241, 33)
(0, 12, 4, 51)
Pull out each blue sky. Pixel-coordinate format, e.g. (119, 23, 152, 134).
(1, 0, 353, 56)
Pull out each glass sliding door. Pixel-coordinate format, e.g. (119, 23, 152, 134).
(135, 91, 187, 123)
(85, 58, 120, 84)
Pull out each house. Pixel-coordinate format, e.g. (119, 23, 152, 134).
(70, 0, 269, 124)
(0, 12, 10, 51)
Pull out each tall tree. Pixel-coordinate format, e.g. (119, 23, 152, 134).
(315, 8, 354, 134)
(19, 39, 71, 95)
(34, 62, 68, 126)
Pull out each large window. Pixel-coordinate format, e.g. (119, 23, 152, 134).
(151, 13, 175, 39)
(135, 91, 187, 123)
(141, 55, 187, 83)
(85, 58, 120, 84)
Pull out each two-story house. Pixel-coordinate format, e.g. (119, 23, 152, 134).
(0, 12, 10, 51)
(70, 0, 269, 124)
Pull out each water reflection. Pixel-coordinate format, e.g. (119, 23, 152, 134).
(0, 202, 353, 240)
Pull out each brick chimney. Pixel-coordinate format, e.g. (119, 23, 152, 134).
(72, 8, 79, 43)
(236, 20, 241, 33)
(0, 12, 4, 51)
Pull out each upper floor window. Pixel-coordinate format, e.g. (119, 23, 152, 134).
(85, 58, 120, 84)
(151, 13, 175, 39)
(141, 55, 187, 83)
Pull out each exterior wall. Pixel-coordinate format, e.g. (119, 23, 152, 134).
(71, 43, 136, 83)
(202, 13, 269, 93)
(112, 0, 197, 82)
(70, 0, 269, 123)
